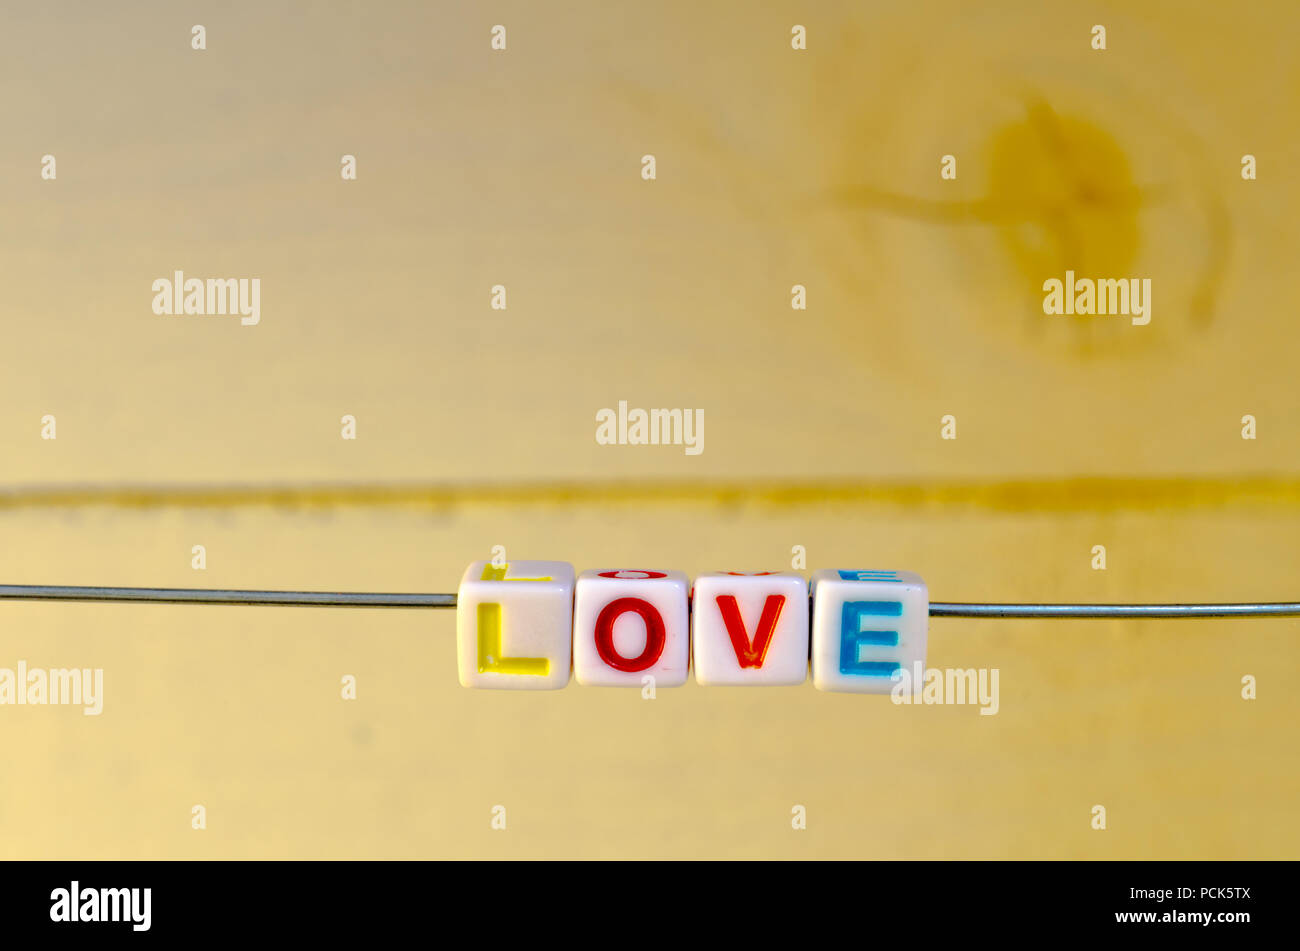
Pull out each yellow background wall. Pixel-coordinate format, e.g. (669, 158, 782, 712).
(1, 0, 1296, 858)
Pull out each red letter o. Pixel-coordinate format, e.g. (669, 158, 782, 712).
(594, 597, 666, 672)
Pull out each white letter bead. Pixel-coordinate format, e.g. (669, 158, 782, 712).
(691, 572, 808, 685)
(456, 560, 574, 690)
(574, 570, 690, 687)
(810, 570, 928, 694)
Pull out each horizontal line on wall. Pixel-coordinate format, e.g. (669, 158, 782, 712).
(0, 476, 1298, 513)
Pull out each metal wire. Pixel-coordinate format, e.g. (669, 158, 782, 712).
(927, 602, 1300, 619)
(0, 584, 1297, 618)
(0, 585, 453, 608)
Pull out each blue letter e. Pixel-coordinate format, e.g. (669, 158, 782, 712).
(839, 600, 903, 677)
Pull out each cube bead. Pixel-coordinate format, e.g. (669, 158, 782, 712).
(574, 570, 690, 687)
(691, 571, 808, 686)
(810, 569, 928, 694)
(456, 560, 575, 690)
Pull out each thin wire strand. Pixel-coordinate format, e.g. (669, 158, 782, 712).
(0, 585, 452, 608)
(0, 585, 1297, 618)
(927, 602, 1300, 619)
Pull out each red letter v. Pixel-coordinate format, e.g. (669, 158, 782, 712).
(715, 594, 786, 668)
